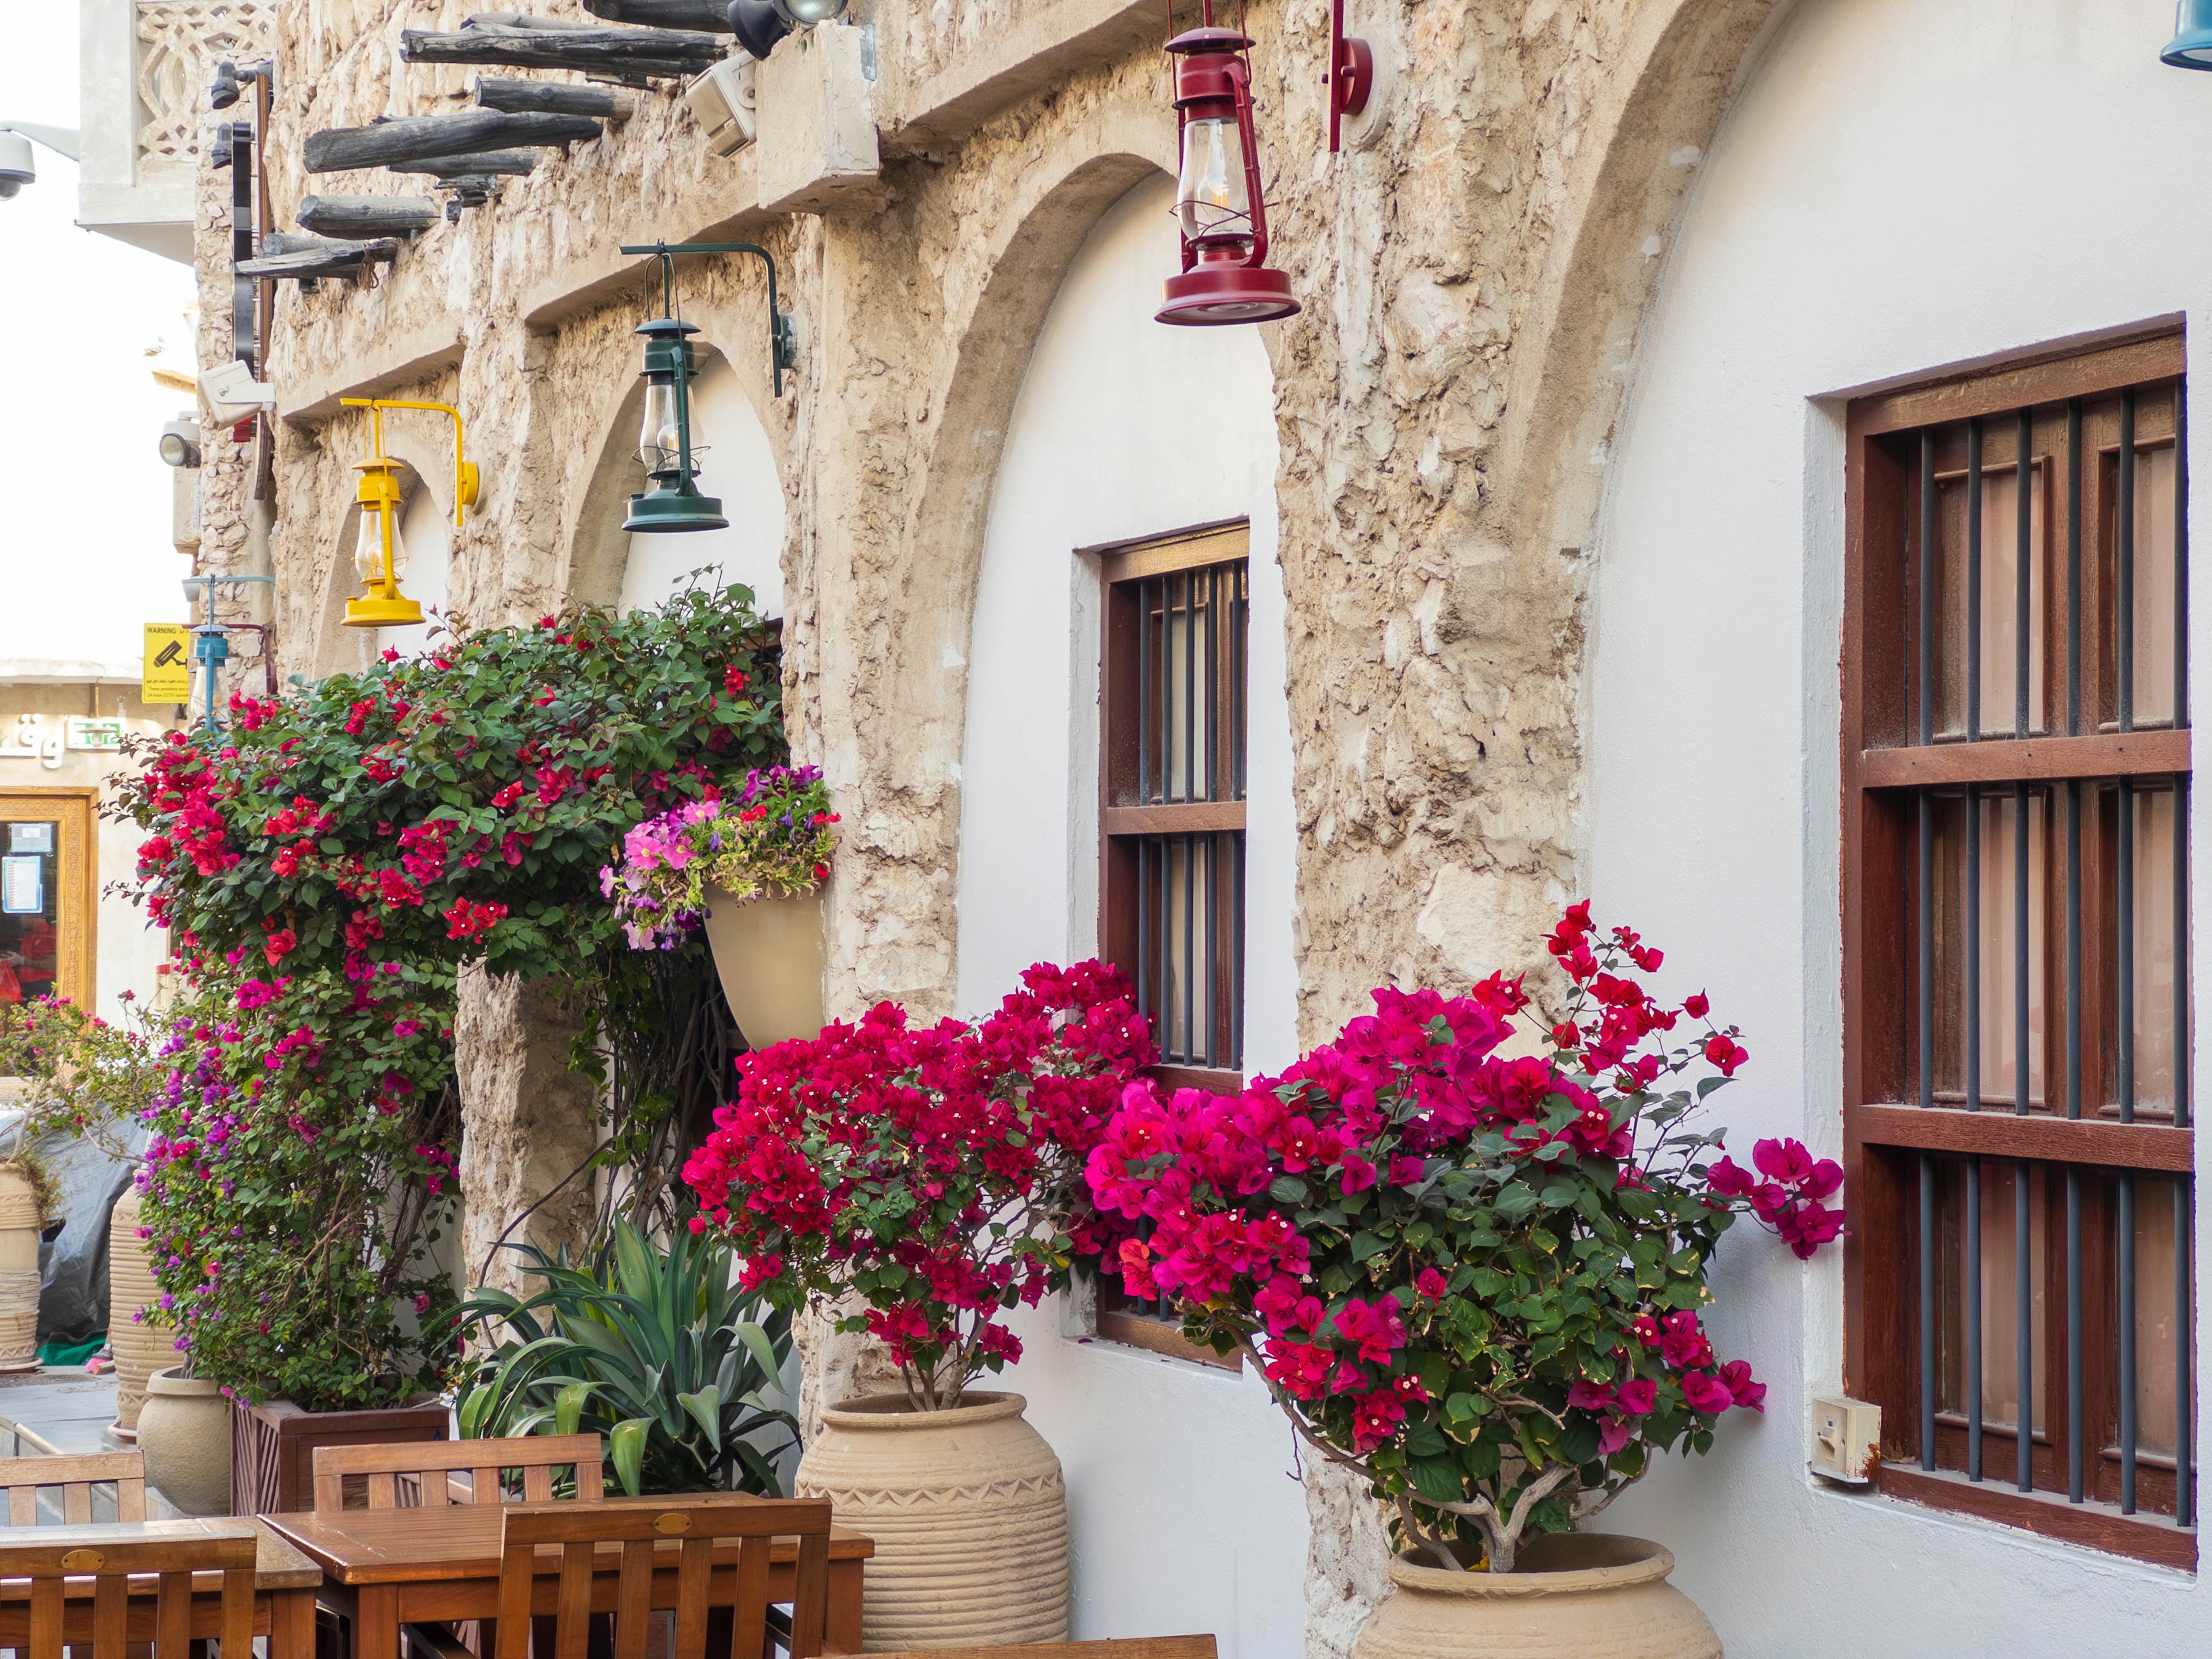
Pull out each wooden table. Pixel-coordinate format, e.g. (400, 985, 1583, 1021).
(264, 1497, 872, 1659)
(0, 1517, 322, 1658)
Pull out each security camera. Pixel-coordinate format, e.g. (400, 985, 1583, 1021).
(159, 418, 202, 470)
(0, 132, 33, 200)
(726, 0, 847, 63)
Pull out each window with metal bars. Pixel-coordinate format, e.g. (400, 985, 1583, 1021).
(1091, 522, 1250, 1366)
(1843, 331, 2195, 1569)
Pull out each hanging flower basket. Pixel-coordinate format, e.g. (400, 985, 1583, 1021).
(603, 766, 838, 1047)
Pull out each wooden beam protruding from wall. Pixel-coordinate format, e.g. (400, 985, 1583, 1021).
(399, 23, 725, 77)
(470, 78, 635, 121)
(581, 0, 733, 30)
(303, 111, 603, 173)
(238, 236, 401, 281)
(389, 150, 539, 180)
(297, 195, 442, 238)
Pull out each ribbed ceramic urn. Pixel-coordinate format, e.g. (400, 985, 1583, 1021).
(1353, 1536, 1722, 1659)
(794, 1392, 1068, 1647)
(107, 1188, 166, 1434)
(0, 1164, 44, 1370)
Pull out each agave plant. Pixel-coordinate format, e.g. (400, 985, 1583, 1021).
(456, 1220, 799, 1496)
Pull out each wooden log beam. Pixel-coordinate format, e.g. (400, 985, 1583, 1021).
(471, 77, 634, 121)
(581, 0, 733, 30)
(297, 195, 442, 238)
(399, 24, 726, 72)
(388, 150, 539, 179)
(237, 238, 400, 280)
(461, 12, 593, 28)
(303, 111, 603, 173)
(261, 232, 400, 262)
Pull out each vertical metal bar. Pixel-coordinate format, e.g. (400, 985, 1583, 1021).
(1920, 789, 1935, 1109)
(2066, 1164, 2084, 1502)
(2179, 377, 2191, 730)
(2018, 410, 2033, 737)
(2121, 389, 2137, 733)
(1136, 836, 1150, 1031)
(1922, 428, 1937, 744)
(1968, 786, 1982, 1112)
(2179, 1176, 2195, 1529)
(1204, 565, 1218, 802)
(2119, 1169, 2137, 1513)
(1230, 832, 1245, 1067)
(1921, 1154, 1938, 1471)
(2016, 783, 2030, 1112)
(1181, 834, 1195, 1066)
(2069, 400, 2084, 736)
(2069, 781, 2083, 1120)
(1137, 578, 1152, 804)
(1202, 835, 1216, 1070)
(2121, 781, 2137, 1124)
(1968, 1154, 1984, 1480)
(1181, 568, 1196, 804)
(2016, 1158, 2033, 1491)
(2177, 777, 2191, 1131)
(1969, 417, 1984, 738)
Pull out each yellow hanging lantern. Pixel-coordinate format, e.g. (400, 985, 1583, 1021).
(339, 397, 479, 629)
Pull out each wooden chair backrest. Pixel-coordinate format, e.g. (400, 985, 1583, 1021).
(311, 1434, 605, 1512)
(0, 1453, 148, 1527)
(495, 1497, 833, 1659)
(0, 1523, 256, 1659)
(863, 1645, 1217, 1659)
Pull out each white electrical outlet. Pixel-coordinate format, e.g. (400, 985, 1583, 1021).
(1809, 1393, 1881, 1484)
(685, 57, 759, 158)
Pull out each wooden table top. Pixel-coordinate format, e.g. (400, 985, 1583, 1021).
(264, 1498, 873, 1587)
(0, 1517, 323, 1594)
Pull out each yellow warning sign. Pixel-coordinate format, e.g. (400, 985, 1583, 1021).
(142, 624, 192, 703)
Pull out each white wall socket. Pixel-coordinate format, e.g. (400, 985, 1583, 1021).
(1809, 1393, 1881, 1485)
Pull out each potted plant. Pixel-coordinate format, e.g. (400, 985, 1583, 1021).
(602, 765, 839, 1048)
(683, 961, 1153, 1649)
(1086, 907, 1844, 1659)
(456, 1218, 800, 1496)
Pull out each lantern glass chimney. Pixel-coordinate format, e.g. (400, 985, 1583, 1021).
(1176, 115, 1251, 242)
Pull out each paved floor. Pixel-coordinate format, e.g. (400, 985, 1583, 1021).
(0, 1366, 122, 1456)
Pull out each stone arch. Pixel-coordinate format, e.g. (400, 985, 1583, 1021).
(815, 93, 1178, 1017)
(1494, 0, 1783, 560)
(306, 411, 454, 679)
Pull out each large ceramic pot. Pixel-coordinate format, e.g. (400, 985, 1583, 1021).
(700, 887, 825, 1049)
(0, 1163, 43, 1371)
(1352, 1535, 1722, 1659)
(107, 1187, 166, 1435)
(794, 1391, 1067, 1649)
(138, 1367, 234, 1516)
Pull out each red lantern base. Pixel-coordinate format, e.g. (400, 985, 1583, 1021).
(1156, 262, 1300, 326)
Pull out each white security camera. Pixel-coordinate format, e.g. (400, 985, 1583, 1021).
(0, 132, 32, 200)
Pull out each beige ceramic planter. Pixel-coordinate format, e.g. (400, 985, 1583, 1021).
(700, 887, 825, 1048)
(1353, 1535, 1722, 1659)
(138, 1367, 234, 1516)
(0, 1164, 44, 1370)
(107, 1188, 166, 1434)
(794, 1391, 1068, 1649)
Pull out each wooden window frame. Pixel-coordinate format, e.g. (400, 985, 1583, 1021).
(0, 789, 98, 1013)
(1843, 327, 2196, 1570)
(1087, 520, 1252, 1371)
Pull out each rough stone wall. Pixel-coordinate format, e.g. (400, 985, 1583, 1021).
(196, 0, 1788, 1649)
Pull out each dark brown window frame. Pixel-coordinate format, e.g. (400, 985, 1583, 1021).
(1843, 327, 2197, 1571)
(1086, 518, 1252, 1370)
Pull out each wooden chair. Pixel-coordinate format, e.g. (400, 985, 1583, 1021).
(0, 1522, 257, 1658)
(311, 1436, 604, 1512)
(865, 1644, 1215, 1659)
(0, 1454, 148, 1528)
(407, 1497, 834, 1659)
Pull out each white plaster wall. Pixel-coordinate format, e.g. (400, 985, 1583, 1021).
(618, 356, 787, 619)
(1592, 2, 2212, 1652)
(953, 174, 1306, 1656)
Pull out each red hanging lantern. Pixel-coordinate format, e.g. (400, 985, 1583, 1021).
(1156, 3, 1300, 327)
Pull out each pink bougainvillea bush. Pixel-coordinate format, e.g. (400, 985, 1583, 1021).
(683, 961, 1154, 1410)
(1086, 906, 1843, 1573)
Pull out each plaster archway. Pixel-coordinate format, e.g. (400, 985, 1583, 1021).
(308, 429, 448, 680)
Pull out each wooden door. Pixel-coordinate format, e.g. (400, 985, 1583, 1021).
(0, 791, 97, 1013)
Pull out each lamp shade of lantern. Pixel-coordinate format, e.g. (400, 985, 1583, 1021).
(339, 397, 478, 630)
(1156, 12, 1298, 327)
(2164, 0, 2212, 67)
(623, 314, 729, 533)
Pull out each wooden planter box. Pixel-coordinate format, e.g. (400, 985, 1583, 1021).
(230, 1397, 449, 1514)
